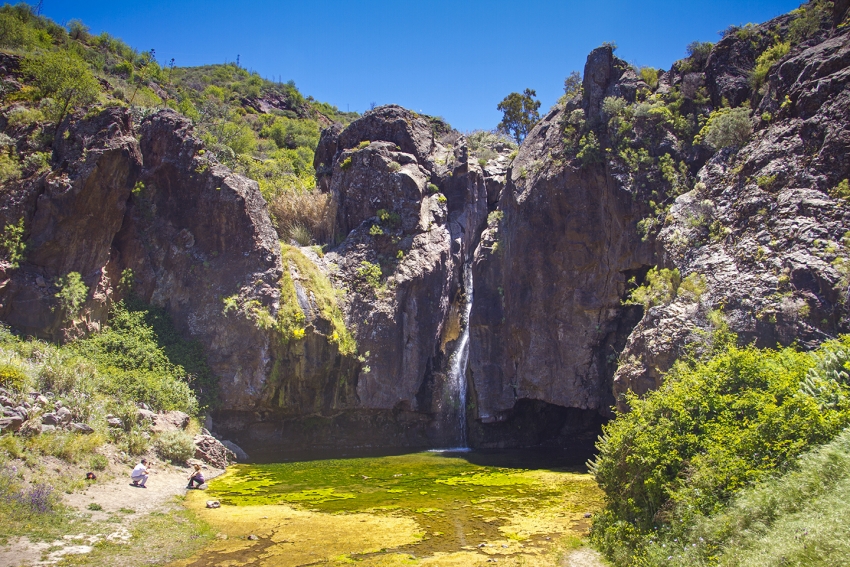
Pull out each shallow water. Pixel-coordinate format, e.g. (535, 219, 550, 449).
(172, 450, 602, 566)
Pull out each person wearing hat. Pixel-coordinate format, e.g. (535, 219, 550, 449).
(131, 458, 150, 488)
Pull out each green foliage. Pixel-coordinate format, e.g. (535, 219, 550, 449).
(20, 50, 100, 126)
(6, 106, 45, 129)
(678, 272, 707, 303)
(639, 67, 659, 89)
(356, 261, 383, 291)
(376, 208, 400, 228)
(280, 245, 356, 354)
(656, 426, 850, 567)
(698, 107, 752, 149)
(260, 116, 319, 150)
(0, 5, 52, 49)
(467, 130, 516, 162)
(340, 156, 352, 170)
(756, 174, 778, 190)
(154, 430, 195, 463)
(0, 217, 26, 268)
(751, 41, 790, 90)
(436, 193, 447, 204)
(563, 71, 582, 98)
(686, 41, 714, 59)
(54, 272, 88, 318)
(71, 299, 212, 412)
(487, 210, 504, 227)
(788, 1, 830, 44)
(0, 361, 27, 390)
(368, 224, 384, 236)
(830, 179, 850, 200)
(427, 182, 439, 193)
(89, 454, 108, 471)
(0, 152, 21, 184)
(497, 88, 541, 144)
(625, 267, 681, 309)
(577, 131, 603, 167)
(590, 335, 850, 566)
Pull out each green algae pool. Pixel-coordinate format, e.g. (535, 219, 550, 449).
(174, 450, 603, 567)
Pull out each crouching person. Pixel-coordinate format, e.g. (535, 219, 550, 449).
(131, 458, 150, 487)
(187, 464, 205, 489)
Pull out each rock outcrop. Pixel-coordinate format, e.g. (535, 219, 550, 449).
(0, 108, 281, 410)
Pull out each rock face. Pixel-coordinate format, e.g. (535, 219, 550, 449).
(0, 108, 281, 410)
(216, 106, 501, 450)
(2, 6, 849, 455)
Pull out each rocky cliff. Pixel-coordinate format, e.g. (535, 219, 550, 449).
(2, 1, 849, 455)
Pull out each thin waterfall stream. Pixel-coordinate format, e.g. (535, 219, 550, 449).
(444, 261, 473, 449)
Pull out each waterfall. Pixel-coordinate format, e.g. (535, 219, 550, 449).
(444, 261, 473, 450)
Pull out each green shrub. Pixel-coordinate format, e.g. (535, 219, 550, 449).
(368, 224, 384, 236)
(89, 454, 108, 471)
(830, 179, 850, 200)
(20, 50, 100, 125)
(427, 182, 439, 193)
(356, 261, 382, 290)
(625, 267, 681, 309)
(0, 217, 26, 268)
(590, 335, 850, 566)
(377, 209, 400, 228)
(639, 67, 658, 89)
(699, 107, 752, 149)
(123, 430, 149, 456)
(154, 430, 195, 463)
(436, 194, 447, 204)
(54, 272, 88, 318)
(677, 272, 707, 303)
(6, 107, 45, 128)
(487, 210, 504, 227)
(686, 41, 714, 59)
(751, 41, 790, 90)
(0, 153, 21, 184)
(0, 362, 27, 391)
(340, 156, 352, 170)
(577, 131, 603, 166)
(602, 96, 628, 118)
(87, 503, 103, 511)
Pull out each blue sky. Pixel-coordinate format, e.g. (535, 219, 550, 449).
(37, 0, 801, 131)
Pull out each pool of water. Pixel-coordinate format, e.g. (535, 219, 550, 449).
(172, 450, 602, 566)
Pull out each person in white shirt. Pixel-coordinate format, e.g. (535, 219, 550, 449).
(131, 459, 149, 487)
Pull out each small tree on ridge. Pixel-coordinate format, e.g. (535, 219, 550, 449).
(497, 88, 541, 144)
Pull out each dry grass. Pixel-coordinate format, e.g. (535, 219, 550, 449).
(269, 189, 336, 245)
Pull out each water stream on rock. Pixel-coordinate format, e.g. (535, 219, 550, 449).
(444, 262, 473, 450)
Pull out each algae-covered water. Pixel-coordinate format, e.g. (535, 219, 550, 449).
(173, 450, 602, 566)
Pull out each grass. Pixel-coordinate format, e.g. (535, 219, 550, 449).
(281, 244, 356, 354)
(57, 507, 216, 567)
(651, 426, 850, 566)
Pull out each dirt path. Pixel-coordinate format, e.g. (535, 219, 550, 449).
(561, 547, 608, 567)
(0, 461, 224, 567)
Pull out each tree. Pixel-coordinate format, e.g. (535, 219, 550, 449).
(21, 50, 99, 127)
(563, 71, 582, 97)
(497, 88, 541, 144)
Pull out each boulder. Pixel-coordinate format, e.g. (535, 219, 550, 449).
(55, 406, 72, 425)
(136, 408, 156, 423)
(41, 413, 59, 426)
(106, 417, 123, 428)
(206, 500, 221, 509)
(40, 424, 56, 433)
(0, 415, 23, 431)
(221, 440, 248, 462)
(151, 410, 190, 433)
(193, 434, 235, 468)
(70, 423, 94, 434)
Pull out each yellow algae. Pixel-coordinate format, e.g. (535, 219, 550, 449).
(174, 451, 604, 566)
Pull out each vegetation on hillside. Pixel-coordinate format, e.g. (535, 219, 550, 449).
(590, 331, 850, 566)
(0, 2, 358, 246)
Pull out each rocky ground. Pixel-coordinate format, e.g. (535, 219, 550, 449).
(0, 455, 223, 567)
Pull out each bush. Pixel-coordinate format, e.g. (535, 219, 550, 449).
(639, 67, 658, 89)
(54, 272, 88, 319)
(751, 41, 790, 90)
(6, 107, 45, 128)
(0, 217, 26, 268)
(590, 335, 850, 566)
(89, 454, 108, 471)
(700, 107, 752, 149)
(154, 430, 195, 463)
(686, 41, 714, 59)
(625, 267, 681, 309)
(268, 188, 336, 245)
(0, 362, 28, 391)
(0, 153, 21, 184)
(357, 261, 382, 290)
